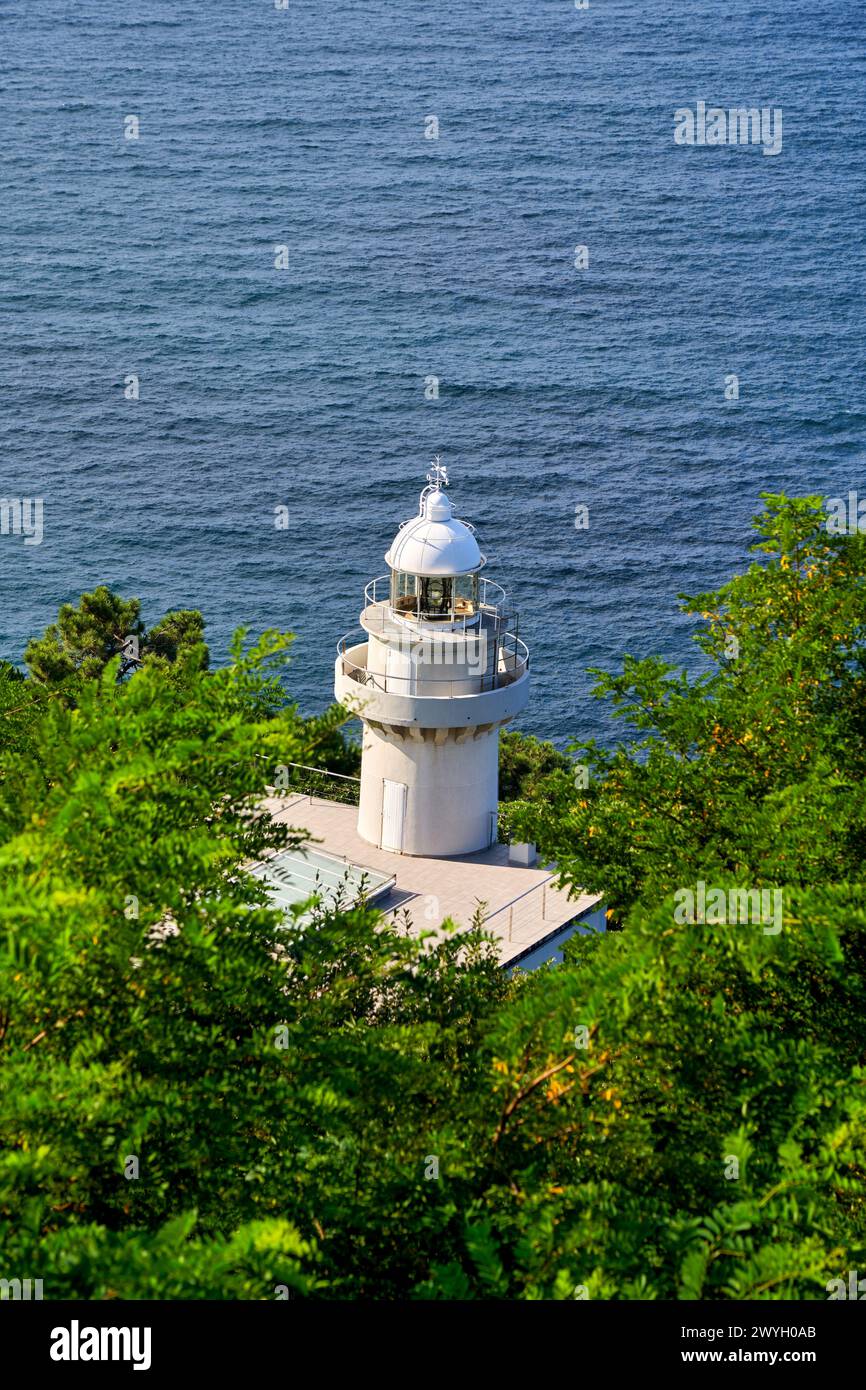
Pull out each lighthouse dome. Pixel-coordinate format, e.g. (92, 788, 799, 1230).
(385, 487, 484, 577)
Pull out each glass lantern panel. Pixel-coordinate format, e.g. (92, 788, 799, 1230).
(391, 570, 420, 615)
(454, 573, 478, 617)
(420, 575, 453, 619)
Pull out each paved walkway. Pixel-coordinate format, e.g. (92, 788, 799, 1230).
(260, 794, 601, 966)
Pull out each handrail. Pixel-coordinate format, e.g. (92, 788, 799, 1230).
(336, 630, 529, 695)
(482, 875, 565, 943)
(363, 574, 511, 624)
(260, 757, 361, 805)
(338, 629, 529, 671)
(365, 574, 508, 602)
(276, 760, 360, 785)
(483, 875, 554, 922)
(254, 755, 360, 785)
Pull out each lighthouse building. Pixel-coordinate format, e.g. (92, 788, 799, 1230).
(335, 464, 530, 856)
(256, 461, 601, 966)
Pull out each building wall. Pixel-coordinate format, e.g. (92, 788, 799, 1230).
(366, 627, 494, 698)
(357, 720, 499, 856)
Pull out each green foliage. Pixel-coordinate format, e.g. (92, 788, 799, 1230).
(508, 494, 866, 921)
(498, 730, 571, 804)
(1, 499, 865, 1299)
(0, 659, 43, 780)
(23, 585, 208, 690)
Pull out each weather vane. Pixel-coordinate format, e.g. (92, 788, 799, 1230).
(426, 455, 449, 489)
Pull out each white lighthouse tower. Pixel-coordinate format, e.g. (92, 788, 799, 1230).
(335, 461, 530, 857)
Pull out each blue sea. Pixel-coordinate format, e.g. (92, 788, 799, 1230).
(1, 0, 864, 747)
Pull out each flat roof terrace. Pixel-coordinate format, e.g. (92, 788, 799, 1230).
(258, 794, 602, 968)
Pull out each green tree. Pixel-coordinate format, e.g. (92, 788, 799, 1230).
(24, 585, 208, 688)
(509, 494, 866, 922)
(498, 730, 570, 803)
(0, 628, 504, 1297)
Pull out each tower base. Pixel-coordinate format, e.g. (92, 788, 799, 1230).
(357, 719, 501, 856)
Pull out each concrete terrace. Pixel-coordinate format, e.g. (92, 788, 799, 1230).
(259, 793, 602, 968)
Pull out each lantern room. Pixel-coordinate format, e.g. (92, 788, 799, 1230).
(384, 464, 485, 625)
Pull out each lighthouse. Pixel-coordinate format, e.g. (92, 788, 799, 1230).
(335, 461, 530, 856)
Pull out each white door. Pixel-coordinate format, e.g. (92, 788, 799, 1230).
(381, 779, 407, 852)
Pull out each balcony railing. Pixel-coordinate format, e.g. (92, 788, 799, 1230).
(337, 631, 529, 698)
(273, 761, 361, 805)
(362, 574, 515, 634)
(483, 877, 559, 944)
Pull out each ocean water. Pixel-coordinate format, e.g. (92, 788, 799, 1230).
(1, 0, 863, 748)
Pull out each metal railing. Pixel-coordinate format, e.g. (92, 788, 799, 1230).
(336, 631, 529, 697)
(483, 877, 558, 943)
(363, 574, 515, 633)
(267, 759, 361, 806)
